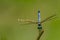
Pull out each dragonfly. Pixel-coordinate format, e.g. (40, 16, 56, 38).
(18, 10, 56, 40)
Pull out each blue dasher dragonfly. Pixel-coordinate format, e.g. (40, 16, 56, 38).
(18, 10, 56, 29)
(18, 10, 56, 40)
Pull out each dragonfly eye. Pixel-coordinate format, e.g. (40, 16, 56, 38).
(38, 26, 42, 29)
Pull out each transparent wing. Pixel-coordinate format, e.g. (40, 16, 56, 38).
(18, 14, 56, 24)
(18, 18, 37, 24)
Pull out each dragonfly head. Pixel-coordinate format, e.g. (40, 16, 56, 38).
(38, 24, 42, 29)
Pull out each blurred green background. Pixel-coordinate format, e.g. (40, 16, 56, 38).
(0, 0, 59, 40)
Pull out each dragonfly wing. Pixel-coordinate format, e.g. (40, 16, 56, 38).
(18, 14, 56, 24)
(40, 14, 56, 24)
(18, 18, 37, 24)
